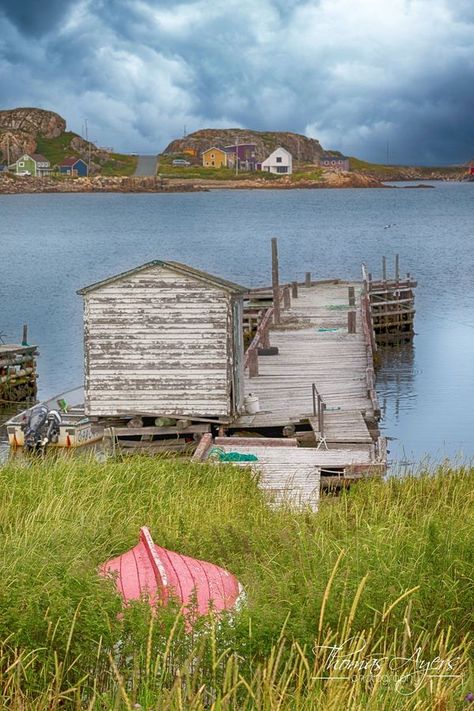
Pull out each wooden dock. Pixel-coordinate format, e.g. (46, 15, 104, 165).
(0, 327, 37, 404)
(366, 257, 416, 345)
(237, 280, 377, 425)
(70, 249, 416, 505)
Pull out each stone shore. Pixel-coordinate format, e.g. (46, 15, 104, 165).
(0, 175, 208, 194)
(0, 170, 389, 194)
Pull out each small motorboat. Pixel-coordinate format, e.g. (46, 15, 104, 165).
(5, 387, 102, 450)
(101, 527, 244, 617)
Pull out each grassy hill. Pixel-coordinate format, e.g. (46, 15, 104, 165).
(349, 156, 464, 180)
(35, 132, 137, 175)
(0, 456, 471, 708)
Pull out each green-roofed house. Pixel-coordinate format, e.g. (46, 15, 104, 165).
(9, 153, 51, 177)
(77, 260, 247, 420)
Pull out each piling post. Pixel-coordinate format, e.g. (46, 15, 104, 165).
(395, 253, 400, 282)
(348, 286, 355, 306)
(248, 349, 259, 378)
(271, 238, 281, 325)
(283, 285, 291, 310)
(320, 402, 326, 437)
(22, 324, 28, 346)
(291, 281, 298, 298)
(382, 256, 387, 282)
(305, 272, 312, 287)
(348, 310, 356, 333)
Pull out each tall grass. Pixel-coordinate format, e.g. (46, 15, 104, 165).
(0, 456, 472, 708)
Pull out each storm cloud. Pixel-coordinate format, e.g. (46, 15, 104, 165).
(1, 0, 473, 163)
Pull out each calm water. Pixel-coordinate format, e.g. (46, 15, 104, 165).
(1, 183, 473, 463)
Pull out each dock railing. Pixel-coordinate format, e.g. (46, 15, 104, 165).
(361, 264, 380, 417)
(311, 383, 327, 437)
(244, 284, 291, 378)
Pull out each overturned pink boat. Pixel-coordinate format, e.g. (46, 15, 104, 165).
(101, 527, 243, 617)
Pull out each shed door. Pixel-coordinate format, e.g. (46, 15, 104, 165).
(232, 299, 244, 414)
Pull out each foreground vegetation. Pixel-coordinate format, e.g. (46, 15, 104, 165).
(0, 457, 472, 709)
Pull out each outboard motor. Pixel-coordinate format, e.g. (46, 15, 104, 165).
(23, 405, 61, 453)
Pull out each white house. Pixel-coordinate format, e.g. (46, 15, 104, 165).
(260, 147, 293, 175)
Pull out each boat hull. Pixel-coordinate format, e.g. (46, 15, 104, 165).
(5, 386, 102, 449)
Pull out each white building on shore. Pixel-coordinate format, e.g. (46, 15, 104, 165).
(259, 147, 293, 175)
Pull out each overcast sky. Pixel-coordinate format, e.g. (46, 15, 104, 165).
(1, 0, 473, 164)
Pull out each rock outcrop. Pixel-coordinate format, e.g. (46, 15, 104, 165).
(0, 130, 37, 164)
(0, 108, 66, 137)
(0, 108, 67, 163)
(163, 128, 325, 163)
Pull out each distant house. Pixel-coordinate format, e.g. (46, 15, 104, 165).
(224, 143, 257, 171)
(10, 153, 51, 177)
(202, 147, 228, 168)
(259, 147, 293, 175)
(58, 157, 88, 177)
(319, 154, 350, 171)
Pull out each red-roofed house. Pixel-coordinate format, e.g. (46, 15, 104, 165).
(59, 157, 88, 177)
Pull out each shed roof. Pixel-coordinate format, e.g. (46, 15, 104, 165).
(77, 260, 247, 296)
(201, 146, 227, 156)
(60, 157, 86, 167)
(31, 154, 49, 163)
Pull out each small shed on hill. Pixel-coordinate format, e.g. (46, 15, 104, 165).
(77, 261, 247, 420)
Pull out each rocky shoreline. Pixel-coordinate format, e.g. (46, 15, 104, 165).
(0, 170, 393, 195)
(0, 175, 208, 194)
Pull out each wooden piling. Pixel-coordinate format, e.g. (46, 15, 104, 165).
(305, 272, 312, 287)
(382, 256, 387, 282)
(271, 238, 280, 325)
(291, 281, 298, 298)
(348, 310, 356, 333)
(22, 324, 28, 346)
(283, 285, 291, 310)
(395, 254, 400, 282)
(248, 348, 259, 378)
(348, 286, 355, 306)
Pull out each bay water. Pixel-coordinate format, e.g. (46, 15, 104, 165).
(1, 183, 473, 463)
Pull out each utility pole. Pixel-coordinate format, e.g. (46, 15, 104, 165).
(84, 118, 90, 169)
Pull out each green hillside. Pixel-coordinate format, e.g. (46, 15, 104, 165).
(35, 131, 82, 164)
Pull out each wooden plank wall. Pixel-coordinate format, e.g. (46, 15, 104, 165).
(83, 265, 234, 417)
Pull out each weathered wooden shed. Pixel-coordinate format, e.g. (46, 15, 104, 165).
(77, 260, 247, 420)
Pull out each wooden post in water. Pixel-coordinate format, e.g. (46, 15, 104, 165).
(382, 256, 387, 282)
(291, 281, 298, 298)
(283, 285, 290, 310)
(305, 272, 312, 287)
(395, 254, 400, 282)
(271, 238, 280, 325)
(348, 286, 355, 306)
(348, 310, 356, 333)
(22, 324, 28, 346)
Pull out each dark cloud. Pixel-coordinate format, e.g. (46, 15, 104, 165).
(0, 0, 79, 35)
(0, 0, 473, 163)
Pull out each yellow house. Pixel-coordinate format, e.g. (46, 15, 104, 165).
(202, 147, 227, 168)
